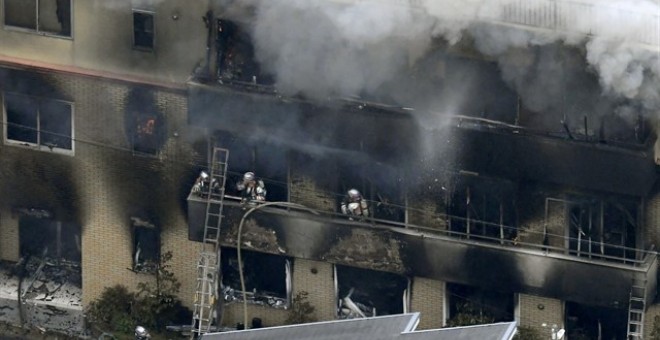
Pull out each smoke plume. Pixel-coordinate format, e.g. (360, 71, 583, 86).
(219, 0, 660, 136)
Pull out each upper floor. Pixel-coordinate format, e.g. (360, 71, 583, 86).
(0, 0, 211, 83)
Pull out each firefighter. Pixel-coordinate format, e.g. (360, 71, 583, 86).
(237, 171, 267, 204)
(192, 171, 220, 196)
(341, 188, 369, 219)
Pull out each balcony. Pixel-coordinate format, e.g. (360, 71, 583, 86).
(188, 194, 658, 308)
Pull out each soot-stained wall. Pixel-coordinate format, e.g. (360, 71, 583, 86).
(0, 65, 202, 307)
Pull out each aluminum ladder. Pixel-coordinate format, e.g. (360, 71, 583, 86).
(191, 147, 229, 338)
(627, 272, 647, 339)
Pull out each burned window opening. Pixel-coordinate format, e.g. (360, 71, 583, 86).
(131, 217, 160, 273)
(445, 174, 517, 243)
(221, 248, 291, 309)
(446, 282, 514, 326)
(18, 215, 81, 263)
(3, 0, 71, 37)
(216, 19, 273, 85)
(125, 88, 166, 155)
(335, 265, 409, 318)
(565, 301, 627, 339)
(213, 131, 288, 202)
(336, 159, 406, 222)
(545, 196, 638, 261)
(3, 92, 74, 153)
(133, 10, 154, 50)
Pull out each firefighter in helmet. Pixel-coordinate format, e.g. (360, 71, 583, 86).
(237, 171, 267, 204)
(341, 188, 369, 219)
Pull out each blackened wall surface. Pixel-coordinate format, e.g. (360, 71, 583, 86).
(189, 197, 652, 308)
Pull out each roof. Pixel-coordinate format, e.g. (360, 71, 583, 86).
(200, 313, 517, 340)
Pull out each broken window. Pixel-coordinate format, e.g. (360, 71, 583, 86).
(18, 214, 81, 263)
(132, 113, 161, 154)
(133, 10, 154, 50)
(214, 131, 289, 202)
(336, 159, 406, 222)
(221, 248, 291, 309)
(565, 301, 626, 339)
(446, 282, 514, 326)
(445, 173, 517, 243)
(216, 19, 272, 84)
(568, 199, 638, 261)
(335, 265, 409, 318)
(125, 88, 165, 155)
(131, 217, 160, 273)
(3, 92, 73, 153)
(3, 0, 71, 37)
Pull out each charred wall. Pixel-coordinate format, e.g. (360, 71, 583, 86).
(0, 64, 201, 307)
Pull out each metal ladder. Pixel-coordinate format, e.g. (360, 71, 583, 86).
(627, 272, 647, 339)
(191, 147, 229, 338)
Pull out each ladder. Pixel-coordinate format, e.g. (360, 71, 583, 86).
(191, 148, 229, 338)
(627, 272, 647, 339)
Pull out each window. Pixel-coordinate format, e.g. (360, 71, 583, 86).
(215, 132, 289, 202)
(3, 92, 74, 154)
(133, 113, 162, 154)
(18, 214, 81, 262)
(3, 0, 71, 37)
(221, 248, 291, 309)
(131, 217, 160, 273)
(133, 10, 154, 50)
(335, 265, 409, 318)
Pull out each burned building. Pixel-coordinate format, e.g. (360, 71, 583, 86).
(1, 0, 660, 339)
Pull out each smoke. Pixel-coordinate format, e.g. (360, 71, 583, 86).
(217, 0, 660, 140)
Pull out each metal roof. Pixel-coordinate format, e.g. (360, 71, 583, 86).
(201, 313, 518, 340)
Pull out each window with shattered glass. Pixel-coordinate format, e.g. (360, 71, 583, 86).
(446, 282, 514, 326)
(4, 0, 71, 37)
(18, 214, 81, 263)
(335, 265, 409, 318)
(131, 218, 160, 273)
(216, 19, 272, 84)
(221, 247, 291, 309)
(3, 92, 73, 154)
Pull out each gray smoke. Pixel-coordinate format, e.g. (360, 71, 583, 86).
(220, 0, 660, 136)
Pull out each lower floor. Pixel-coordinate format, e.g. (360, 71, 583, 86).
(1, 206, 659, 338)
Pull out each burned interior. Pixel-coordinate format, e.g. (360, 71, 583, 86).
(216, 19, 272, 85)
(221, 247, 291, 309)
(565, 301, 627, 339)
(446, 282, 514, 326)
(131, 217, 160, 273)
(335, 265, 409, 319)
(125, 88, 166, 155)
(18, 210, 81, 263)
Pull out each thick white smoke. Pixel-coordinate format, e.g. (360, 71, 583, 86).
(220, 0, 660, 134)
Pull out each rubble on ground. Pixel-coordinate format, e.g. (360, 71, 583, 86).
(0, 258, 84, 337)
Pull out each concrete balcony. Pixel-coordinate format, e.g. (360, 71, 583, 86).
(188, 194, 658, 309)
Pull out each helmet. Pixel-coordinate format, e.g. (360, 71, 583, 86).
(243, 172, 255, 181)
(200, 171, 209, 179)
(348, 189, 360, 199)
(135, 326, 149, 338)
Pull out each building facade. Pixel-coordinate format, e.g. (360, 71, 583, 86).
(0, 1, 659, 339)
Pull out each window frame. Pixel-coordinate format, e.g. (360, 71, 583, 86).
(2, 0, 73, 39)
(132, 9, 155, 52)
(2, 92, 75, 156)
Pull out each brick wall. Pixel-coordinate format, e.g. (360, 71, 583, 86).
(407, 198, 447, 230)
(0, 209, 19, 262)
(645, 303, 660, 338)
(518, 293, 564, 336)
(410, 277, 444, 329)
(292, 259, 337, 321)
(222, 303, 289, 328)
(289, 153, 338, 213)
(0, 67, 202, 308)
